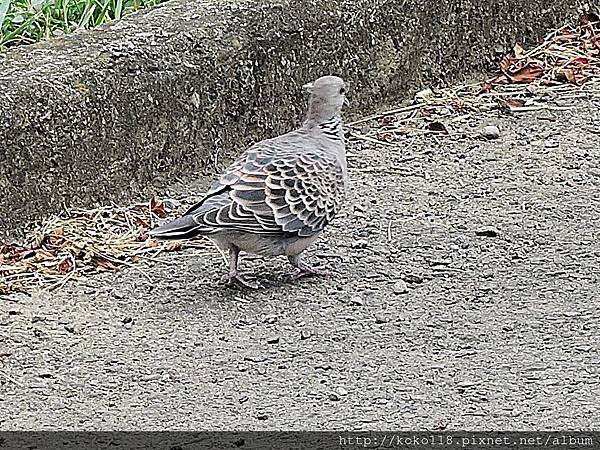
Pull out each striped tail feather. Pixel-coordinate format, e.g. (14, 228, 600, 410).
(149, 215, 204, 240)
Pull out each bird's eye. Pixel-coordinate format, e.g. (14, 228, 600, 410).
(339, 87, 345, 94)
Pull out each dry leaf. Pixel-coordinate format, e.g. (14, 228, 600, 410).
(570, 57, 591, 66)
(556, 67, 587, 85)
(135, 217, 150, 228)
(150, 195, 167, 218)
(44, 234, 65, 247)
(505, 98, 526, 108)
(165, 242, 183, 251)
(131, 204, 148, 213)
(56, 259, 73, 274)
(581, 13, 600, 25)
(0, 244, 34, 262)
(500, 55, 545, 83)
(481, 75, 509, 92)
(92, 256, 120, 272)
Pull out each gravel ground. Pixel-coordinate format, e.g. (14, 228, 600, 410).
(2, 93, 600, 430)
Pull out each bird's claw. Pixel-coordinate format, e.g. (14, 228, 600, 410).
(222, 271, 261, 289)
(292, 266, 337, 280)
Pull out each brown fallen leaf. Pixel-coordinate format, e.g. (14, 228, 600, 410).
(480, 75, 509, 92)
(56, 259, 73, 274)
(146, 239, 160, 248)
(131, 204, 148, 213)
(420, 108, 434, 117)
(0, 244, 35, 263)
(165, 242, 183, 251)
(92, 256, 120, 272)
(500, 55, 545, 83)
(505, 98, 526, 108)
(135, 216, 150, 228)
(570, 57, 592, 67)
(380, 116, 395, 127)
(556, 67, 587, 85)
(150, 195, 167, 218)
(44, 234, 65, 248)
(581, 12, 600, 25)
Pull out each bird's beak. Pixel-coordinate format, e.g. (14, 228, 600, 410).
(302, 82, 314, 94)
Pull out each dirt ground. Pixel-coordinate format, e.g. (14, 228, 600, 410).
(2, 91, 600, 430)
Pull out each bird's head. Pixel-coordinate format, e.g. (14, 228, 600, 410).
(303, 75, 347, 122)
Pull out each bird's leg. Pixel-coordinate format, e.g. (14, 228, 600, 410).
(222, 246, 260, 289)
(288, 254, 336, 280)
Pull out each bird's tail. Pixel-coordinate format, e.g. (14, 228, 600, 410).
(149, 215, 204, 240)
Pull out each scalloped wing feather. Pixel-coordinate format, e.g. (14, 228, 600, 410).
(186, 133, 345, 237)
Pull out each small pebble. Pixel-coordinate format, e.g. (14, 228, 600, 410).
(481, 125, 500, 140)
(482, 269, 494, 279)
(455, 235, 470, 249)
(393, 280, 408, 294)
(328, 393, 341, 401)
(351, 239, 368, 249)
(141, 374, 161, 382)
(374, 314, 388, 324)
(404, 273, 423, 284)
(349, 295, 364, 306)
(256, 413, 268, 421)
(544, 139, 559, 148)
(266, 336, 280, 344)
(300, 330, 312, 340)
(337, 387, 349, 396)
(112, 290, 126, 299)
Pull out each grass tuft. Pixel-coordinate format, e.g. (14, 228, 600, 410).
(0, 0, 162, 49)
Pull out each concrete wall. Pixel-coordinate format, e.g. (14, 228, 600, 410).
(0, 0, 589, 236)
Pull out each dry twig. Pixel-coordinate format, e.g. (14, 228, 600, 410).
(0, 196, 210, 297)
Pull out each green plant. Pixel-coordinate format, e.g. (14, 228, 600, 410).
(0, 0, 162, 49)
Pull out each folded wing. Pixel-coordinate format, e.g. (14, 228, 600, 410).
(179, 135, 345, 238)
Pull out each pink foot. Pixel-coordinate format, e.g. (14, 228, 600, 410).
(222, 271, 261, 289)
(292, 265, 337, 280)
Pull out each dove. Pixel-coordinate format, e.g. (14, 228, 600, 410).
(150, 75, 348, 288)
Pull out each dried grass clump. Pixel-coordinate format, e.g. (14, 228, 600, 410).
(0, 196, 208, 296)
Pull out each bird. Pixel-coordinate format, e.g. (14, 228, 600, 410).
(150, 75, 348, 288)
